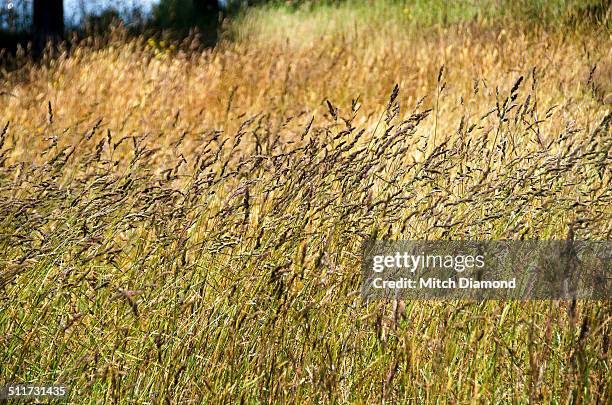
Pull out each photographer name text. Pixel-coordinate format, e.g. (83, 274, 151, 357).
(370, 253, 515, 290)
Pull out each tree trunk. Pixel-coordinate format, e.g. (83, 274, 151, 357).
(32, 0, 64, 57)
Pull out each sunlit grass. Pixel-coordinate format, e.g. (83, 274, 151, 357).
(0, 1, 610, 402)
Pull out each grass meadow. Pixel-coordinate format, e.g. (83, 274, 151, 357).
(0, 0, 611, 403)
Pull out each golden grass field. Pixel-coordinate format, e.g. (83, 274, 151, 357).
(0, 1, 611, 403)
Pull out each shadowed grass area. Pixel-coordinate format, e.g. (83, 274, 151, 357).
(0, 1, 610, 402)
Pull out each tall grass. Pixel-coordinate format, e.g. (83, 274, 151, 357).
(0, 2, 610, 403)
(227, 0, 611, 42)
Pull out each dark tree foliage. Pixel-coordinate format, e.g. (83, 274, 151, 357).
(194, 0, 220, 14)
(32, 0, 64, 56)
(153, 0, 222, 46)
